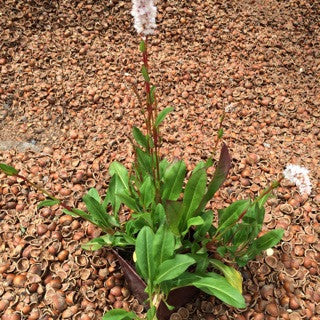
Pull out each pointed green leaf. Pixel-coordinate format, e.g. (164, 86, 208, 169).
(210, 259, 243, 293)
(179, 168, 207, 231)
(232, 223, 254, 246)
(168, 272, 203, 289)
(216, 200, 250, 234)
(87, 188, 101, 203)
(153, 225, 175, 266)
(83, 194, 119, 228)
(140, 176, 155, 208)
(195, 143, 231, 215)
(107, 175, 126, 216)
(135, 226, 155, 282)
(0, 163, 19, 176)
(81, 232, 133, 251)
(154, 203, 166, 226)
(141, 65, 150, 82)
(102, 309, 138, 320)
(243, 202, 265, 228)
(133, 126, 148, 149)
(155, 107, 174, 127)
(193, 161, 206, 173)
(117, 192, 140, 212)
(63, 208, 92, 221)
(150, 85, 156, 104)
(194, 210, 214, 241)
(245, 229, 284, 261)
(136, 147, 152, 176)
(192, 273, 246, 308)
(159, 158, 170, 179)
(62, 209, 79, 218)
(38, 199, 60, 209)
(139, 40, 146, 52)
(155, 254, 195, 284)
(165, 200, 183, 235)
(109, 162, 129, 190)
(162, 160, 186, 201)
(191, 253, 210, 273)
(182, 216, 204, 235)
(126, 216, 150, 237)
(82, 238, 105, 251)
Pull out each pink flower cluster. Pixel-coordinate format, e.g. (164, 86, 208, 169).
(131, 0, 157, 36)
(283, 164, 312, 195)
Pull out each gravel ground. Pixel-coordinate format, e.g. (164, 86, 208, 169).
(0, 1, 319, 319)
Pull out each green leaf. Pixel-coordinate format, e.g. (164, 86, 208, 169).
(83, 194, 119, 228)
(131, 212, 153, 228)
(141, 65, 150, 82)
(126, 217, 150, 237)
(191, 253, 210, 273)
(159, 159, 170, 179)
(257, 190, 272, 208)
(117, 192, 140, 212)
(161, 160, 186, 201)
(182, 216, 204, 235)
(102, 309, 138, 320)
(63, 208, 92, 222)
(194, 143, 231, 215)
(107, 175, 126, 216)
(245, 229, 284, 261)
(218, 128, 224, 139)
(165, 200, 183, 235)
(136, 148, 152, 177)
(232, 223, 254, 247)
(179, 168, 207, 231)
(87, 188, 101, 203)
(167, 272, 203, 289)
(109, 162, 129, 190)
(155, 254, 195, 284)
(192, 273, 246, 308)
(146, 306, 156, 320)
(194, 210, 214, 241)
(216, 200, 250, 235)
(38, 199, 60, 209)
(154, 203, 166, 226)
(81, 238, 105, 251)
(133, 127, 148, 149)
(135, 226, 155, 283)
(153, 225, 175, 266)
(243, 202, 265, 229)
(81, 232, 131, 251)
(0, 163, 19, 176)
(150, 85, 156, 104)
(193, 161, 206, 173)
(139, 40, 146, 52)
(210, 259, 243, 293)
(140, 176, 155, 208)
(155, 107, 174, 128)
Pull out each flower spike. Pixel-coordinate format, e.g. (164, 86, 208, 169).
(131, 0, 157, 36)
(283, 164, 312, 195)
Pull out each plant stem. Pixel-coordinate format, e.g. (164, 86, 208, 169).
(141, 38, 161, 203)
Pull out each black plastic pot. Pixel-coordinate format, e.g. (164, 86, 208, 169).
(112, 248, 200, 320)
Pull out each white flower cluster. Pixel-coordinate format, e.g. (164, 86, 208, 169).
(131, 0, 157, 36)
(283, 164, 312, 195)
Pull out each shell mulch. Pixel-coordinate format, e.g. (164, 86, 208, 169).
(0, 0, 319, 319)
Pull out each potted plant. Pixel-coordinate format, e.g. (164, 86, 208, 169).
(0, 1, 312, 319)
